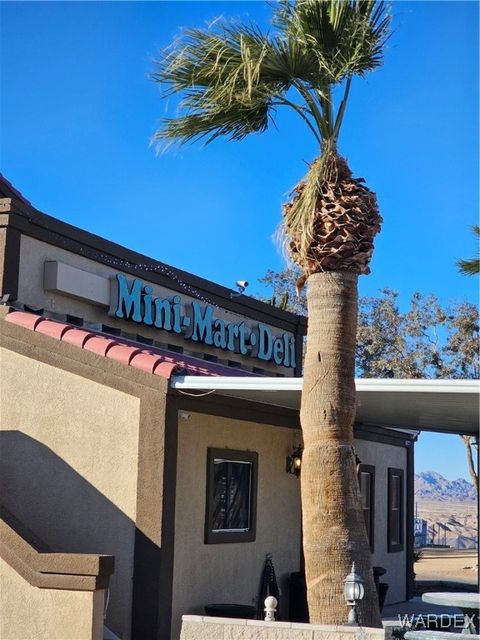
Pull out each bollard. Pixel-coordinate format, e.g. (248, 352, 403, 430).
(264, 595, 278, 621)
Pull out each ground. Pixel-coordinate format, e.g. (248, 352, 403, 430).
(415, 548, 478, 586)
(416, 500, 477, 550)
(382, 549, 478, 633)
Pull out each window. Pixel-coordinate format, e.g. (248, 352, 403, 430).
(205, 448, 258, 544)
(358, 464, 375, 552)
(388, 467, 404, 552)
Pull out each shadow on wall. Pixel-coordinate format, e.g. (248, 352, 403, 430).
(0, 430, 163, 639)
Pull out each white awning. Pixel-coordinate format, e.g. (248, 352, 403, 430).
(171, 377, 479, 435)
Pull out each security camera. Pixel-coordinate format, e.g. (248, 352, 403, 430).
(230, 280, 249, 298)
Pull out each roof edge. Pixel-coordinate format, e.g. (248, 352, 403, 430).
(0, 176, 307, 332)
(171, 376, 479, 393)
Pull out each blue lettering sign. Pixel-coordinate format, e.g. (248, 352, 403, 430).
(114, 274, 142, 323)
(188, 301, 213, 345)
(256, 324, 273, 362)
(213, 318, 227, 349)
(110, 275, 296, 368)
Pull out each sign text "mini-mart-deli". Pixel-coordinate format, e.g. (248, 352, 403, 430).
(111, 274, 297, 368)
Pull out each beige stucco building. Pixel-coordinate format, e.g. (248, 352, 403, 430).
(0, 177, 415, 640)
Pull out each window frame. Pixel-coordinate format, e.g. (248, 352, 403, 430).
(358, 463, 375, 553)
(205, 447, 258, 544)
(387, 467, 404, 553)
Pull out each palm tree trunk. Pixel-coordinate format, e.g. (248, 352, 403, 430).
(300, 271, 381, 627)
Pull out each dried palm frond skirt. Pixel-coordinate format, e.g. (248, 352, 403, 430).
(284, 155, 382, 281)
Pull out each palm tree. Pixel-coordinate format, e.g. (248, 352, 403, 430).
(152, 0, 390, 627)
(457, 226, 480, 276)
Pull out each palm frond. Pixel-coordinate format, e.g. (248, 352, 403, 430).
(457, 225, 480, 276)
(157, 95, 272, 145)
(151, 2, 390, 274)
(152, 23, 305, 146)
(280, 154, 327, 261)
(152, 2, 390, 149)
(274, 0, 391, 83)
(457, 258, 480, 276)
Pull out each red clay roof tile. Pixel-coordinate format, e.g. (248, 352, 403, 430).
(34, 319, 70, 340)
(106, 344, 142, 366)
(129, 352, 164, 374)
(4, 310, 256, 380)
(83, 335, 117, 357)
(61, 328, 95, 349)
(153, 361, 181, 378)
(6, 311, 43, 331)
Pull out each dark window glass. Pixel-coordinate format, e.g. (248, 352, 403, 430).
(358, 464, 375, 552)
(205, 448, 258, 544)
(388, 467, 404, 552)
(212, 460, 252, 531)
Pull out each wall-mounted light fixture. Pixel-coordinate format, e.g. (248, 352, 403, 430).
(286, 445, 302, 477)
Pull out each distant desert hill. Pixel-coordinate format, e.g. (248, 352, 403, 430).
(415, 471, 477, 549)
(415, 471, 477, 503)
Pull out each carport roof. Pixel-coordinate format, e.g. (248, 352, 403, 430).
(171, 376, 480, 435)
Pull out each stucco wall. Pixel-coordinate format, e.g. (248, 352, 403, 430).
(171, 413, 302, 640)
(0, 558, 105, 640)
(354, 438, 408, 604)
(171, 416, 409, 638)
(179, 615, 389, 640)
(0, 346, 141, 638)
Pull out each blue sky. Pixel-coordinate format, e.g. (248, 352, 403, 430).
(1, 1, 478, 481)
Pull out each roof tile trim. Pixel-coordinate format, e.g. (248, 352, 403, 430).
(4, 310, 255, 379)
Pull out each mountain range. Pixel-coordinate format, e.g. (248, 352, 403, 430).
(415, 471, 477, 503)
(415, 471, 477, 549)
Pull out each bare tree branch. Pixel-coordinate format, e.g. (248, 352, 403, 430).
(461, 435, 479, 496)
